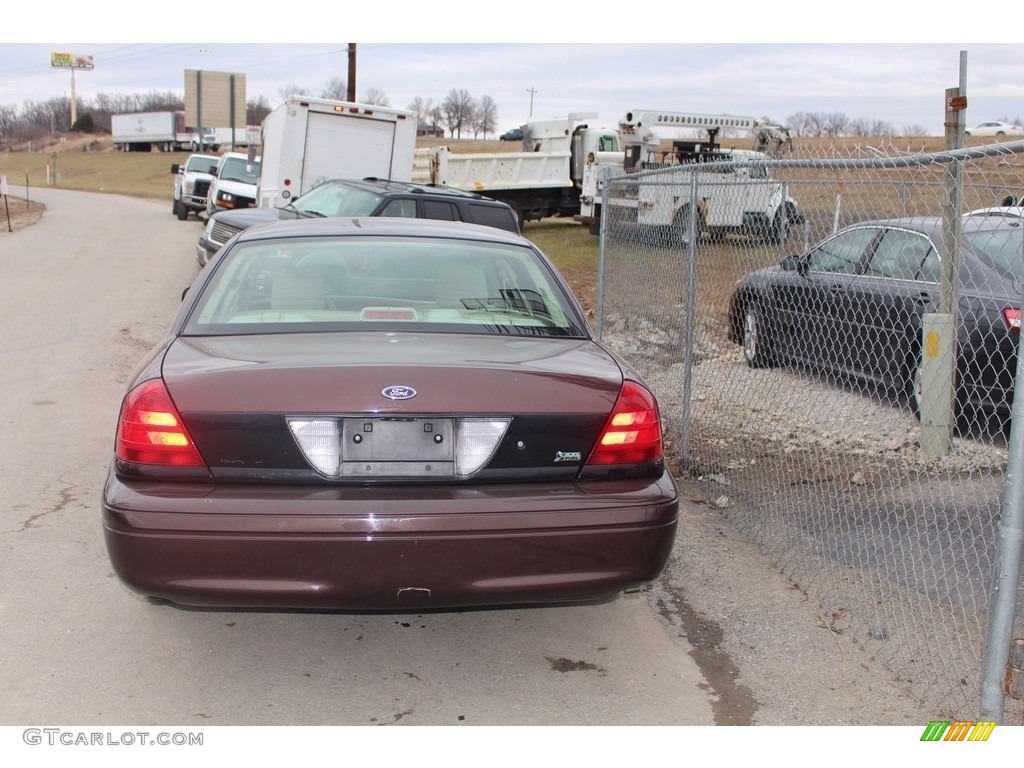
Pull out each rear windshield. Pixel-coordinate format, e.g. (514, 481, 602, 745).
(963, 226, 1024, 280)
(184, 234, 588, 338)
(289, 182, 383, 218)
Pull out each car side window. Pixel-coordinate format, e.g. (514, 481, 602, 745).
(379, 199, 417, 218)
(866, 229, 935, 280)
(467, 203, 518, 233)
(805, 227, 878, 274)
(421, 200, 463, 222)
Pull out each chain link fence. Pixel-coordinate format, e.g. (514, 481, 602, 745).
(596, 139, 1024, 720)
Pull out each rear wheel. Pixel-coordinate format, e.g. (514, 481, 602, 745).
(909, 352, 924, 418)
(672, 205, 704, 247)
(743, 302, 774, 368)
(765, 205, 793, 245)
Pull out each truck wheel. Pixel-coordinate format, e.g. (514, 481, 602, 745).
(172, 197, 179, 216)
(765, 204, 795, 245)
(176, 199, 189, 220)
(672, 205, 705, 247)
(191, 142, 198, 152)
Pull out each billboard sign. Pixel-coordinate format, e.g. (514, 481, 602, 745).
(51, 52, 94, 70)
(185, 70, 246, 129)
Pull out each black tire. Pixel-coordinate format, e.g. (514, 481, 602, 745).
(172, 197, 178, 215)
(672, 205, 704, 247)
(742, 302, 774, 368)
(765, 205, 792, 245)
(908, 352, 924, 419)
(176, 198, 188, 220)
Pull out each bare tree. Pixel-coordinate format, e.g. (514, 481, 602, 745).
(361, 88, 390, 107)
(428, 103, 443, 132)
(474, 94, 498, 139)
(407, 96, 436, 127)
(804, 112, 824, 137)
(785, 111, 812, 138)
(821, 112, 849, 138)
(320, 77, 347, 100)
(901, 124, 928, 137)
(279, 84, 311, 101)
(0, 103, 17, 143)
(247, 95, 272, 125)
(137, 91, 184, 112)
(848, 117, 872, 137)
(441, 88, 476, 138)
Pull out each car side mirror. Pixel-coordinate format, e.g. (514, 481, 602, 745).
(781, 255, 809, 277)
(170, 163, 180, 174)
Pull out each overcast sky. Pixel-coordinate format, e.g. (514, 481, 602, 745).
(3, 9, 1021, 137)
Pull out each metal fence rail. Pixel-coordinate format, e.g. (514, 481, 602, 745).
(597, 139, 1024, 720)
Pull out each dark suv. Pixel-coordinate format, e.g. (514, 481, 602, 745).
(196, 178, 521, 266)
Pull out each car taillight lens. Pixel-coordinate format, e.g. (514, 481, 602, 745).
(587, 381, 663, 465)
(115, 380, 204, 466)
(1003, 308, 1021, 333)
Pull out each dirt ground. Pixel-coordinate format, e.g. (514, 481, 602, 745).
(0, 196, 45, 233)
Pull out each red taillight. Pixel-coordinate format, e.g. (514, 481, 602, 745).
(1003, 308, 1021, 333)
(115, 380, 204, 467)
(587, 381, 663, 465)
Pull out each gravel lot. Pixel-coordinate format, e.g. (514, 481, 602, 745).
(605, 309, 1023, 723)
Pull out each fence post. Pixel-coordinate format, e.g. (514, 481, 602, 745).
(980, 312, 1024, 720)
(678, 172, 699, 465)
(595, 175, 608, 341)
(920, 86, 966, 457)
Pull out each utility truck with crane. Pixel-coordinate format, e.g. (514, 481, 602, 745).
(412, 113, 622, 227)
(575, 110, 800, 242)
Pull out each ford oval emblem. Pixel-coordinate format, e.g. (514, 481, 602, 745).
(382, 385, 417, 401)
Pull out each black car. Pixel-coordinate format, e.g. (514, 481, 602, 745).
(196, 178, 521, 266)
(500, 128, 524, 142)
(727, 216, 1023, 421)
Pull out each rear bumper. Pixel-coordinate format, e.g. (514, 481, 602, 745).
(101, 472, 679, 610)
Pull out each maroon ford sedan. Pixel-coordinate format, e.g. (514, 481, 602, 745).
(102, 217, 678, 609)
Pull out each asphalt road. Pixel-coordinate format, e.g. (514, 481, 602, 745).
(0, 189, 716, 727)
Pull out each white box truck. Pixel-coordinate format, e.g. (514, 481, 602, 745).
(111, 111, 216, 153)
(257, 97, 417, 209)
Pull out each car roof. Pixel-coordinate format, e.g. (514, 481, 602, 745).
(839, 216, 945, 238)
(317, 177, 506, 203)
(842, 215, 1023, 235)
(233, 214, 531, 245)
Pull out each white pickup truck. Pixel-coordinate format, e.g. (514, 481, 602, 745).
(171, 153, 219, 221)
(205, 152, 261, 217)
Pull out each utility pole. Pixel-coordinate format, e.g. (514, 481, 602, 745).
(526, 86, 537, 117)
(347, 44, 357, 102)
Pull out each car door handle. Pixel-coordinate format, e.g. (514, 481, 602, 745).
(914, 292, 932, 307)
